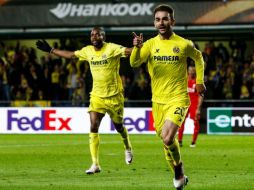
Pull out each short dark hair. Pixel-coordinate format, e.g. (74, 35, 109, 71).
(92, 27, 106, 39)
(153, 4, 174, 20)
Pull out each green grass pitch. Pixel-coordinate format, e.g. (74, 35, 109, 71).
(0, 134, 254, 190)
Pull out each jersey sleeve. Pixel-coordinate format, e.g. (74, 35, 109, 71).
(110, 43, 127, 57)
(186, 41, 205, 84)
(130, 41, 150, 67)
(74, 47, 88, 61)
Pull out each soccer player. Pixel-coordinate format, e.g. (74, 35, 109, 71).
(130, 4, 206, 190)
(36, 27, 133, 174)
(178, 64, 204, 148)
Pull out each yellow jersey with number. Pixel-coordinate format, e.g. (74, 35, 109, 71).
(74, 42, 126, 97)
(130, 33, 204, 104)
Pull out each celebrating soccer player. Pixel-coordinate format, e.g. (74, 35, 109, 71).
(130, 4, 206, 190)
(36, 27, 133, 174)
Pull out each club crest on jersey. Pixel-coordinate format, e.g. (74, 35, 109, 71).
(102, 54, 107, 59)
(173, 46, 180, 53)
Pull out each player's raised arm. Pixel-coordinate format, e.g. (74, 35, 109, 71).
(130, 32, 148, 67)
(36, 40, 76, 59)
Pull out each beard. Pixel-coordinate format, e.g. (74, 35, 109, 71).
(91, 40, 103, 48)
(158, 26, 173, 37)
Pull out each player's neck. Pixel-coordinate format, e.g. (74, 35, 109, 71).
(159, 31, 173, 40)
(94, 42, 104, 51)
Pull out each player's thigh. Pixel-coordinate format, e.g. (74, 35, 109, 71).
(88, 95, 107, 114)
(152, 102, 166, 136)
(152, 102, 189, 136)
(161, 119, 179, 144)
(107, 93, 124, 124)
(166, 103, 189, 127)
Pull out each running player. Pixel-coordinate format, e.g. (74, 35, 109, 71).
(178, 64, 204, 148)
(130, 4, 205, 190)
(36, 27, 133, 174)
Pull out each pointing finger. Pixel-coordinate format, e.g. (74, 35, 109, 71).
(140, 33, 143, 40)
(132, 32, 138, 38)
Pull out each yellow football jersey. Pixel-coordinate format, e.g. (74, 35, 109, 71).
(74, 42, 126, 97)
(130, 33, 204, 104)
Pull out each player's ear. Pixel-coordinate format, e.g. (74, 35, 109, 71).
(101, 31, 106, 41)
(171, 18, 175, 26)
(101, 32, 105, 41)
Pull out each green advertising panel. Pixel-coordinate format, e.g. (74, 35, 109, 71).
(207, 108, 254, 134)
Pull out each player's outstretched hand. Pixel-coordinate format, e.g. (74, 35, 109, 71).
(132, 32, 143, 48)
(36, 40, 52, 53)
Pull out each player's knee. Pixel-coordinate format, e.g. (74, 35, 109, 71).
(162, 129, 176, 146)
(163, 136, 174, 146)
(90, 126, 99, 133)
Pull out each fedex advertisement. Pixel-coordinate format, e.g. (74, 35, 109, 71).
(110, 108, 155, 134)
(0, 108, 193, 134)
(0, 108, 89, 134)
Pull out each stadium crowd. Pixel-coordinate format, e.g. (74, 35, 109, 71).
(0, 39, 254, 104)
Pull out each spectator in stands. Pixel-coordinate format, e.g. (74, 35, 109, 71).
(26, 64, 43, 100)
(40, 66, 51, 100)
(1, 36, 254, 102)
(37, 89, 45, 100)
(203, 41, 217, 72)
(16, 74, 33, 101)
(0, 58, 11, 101)
(207, 55, 224, 99)
(223, 78, 233, 99)
(71, 88, 82, 106)
(66, 59, 79, 100)
(221, 65, 234, 99)
(120, 75, 132, 102)
(217, 43, 229, 63)
(229, 40, 246, 63)
(131, 66, 151, 100)
(50, 64, 61, 100)
(240, 79, 250, 99)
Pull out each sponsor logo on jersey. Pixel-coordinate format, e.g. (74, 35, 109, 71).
(153, 55, 179, 62)
(91, 59, 108, 65)
(173, 46, 180, 53)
